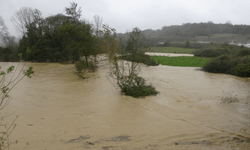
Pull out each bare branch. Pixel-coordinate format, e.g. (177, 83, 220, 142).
(11, 7, 42, 36)
(93, 15, 103, 37)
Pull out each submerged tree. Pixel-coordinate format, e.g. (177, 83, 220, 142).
(103, 26, 158, 97)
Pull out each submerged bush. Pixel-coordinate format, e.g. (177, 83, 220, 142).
(88, 60, 98, 72)
(118, 75, 158, 98)
(74, 57, 98, 79)
(74, 60, 88, 79)
(219, 91, 239, 104)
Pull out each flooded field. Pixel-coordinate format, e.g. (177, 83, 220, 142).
(0, 59, 250, 150)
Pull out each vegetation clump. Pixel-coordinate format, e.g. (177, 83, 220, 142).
(237, 47, 250, 57)
(0, 47, 19, 62)
(234, 58, 250, 77)
(74, 58, 98, 79)
(5, 2, 99, 65)
(191, 44, 250, 77)
(121, 53, 158, 66)
(74, 60, 88, 79)
(202, 55, 250, 77)
(194, 49, 230, 57)
(102, 26, 158, 98)
(202, 55, 236, 74)
(218, 91, 239, 104)
(117, 75, 158, 98)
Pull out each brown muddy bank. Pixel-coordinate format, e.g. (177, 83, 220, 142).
(0, 60, 249, 150)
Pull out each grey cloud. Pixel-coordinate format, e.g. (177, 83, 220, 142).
(0, 0, 250, 36)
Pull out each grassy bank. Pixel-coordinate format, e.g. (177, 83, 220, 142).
(149, 47, 195, 54)
(151, 56, 211, 67)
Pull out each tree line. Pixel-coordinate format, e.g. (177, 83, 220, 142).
(17, 3, 99, 63)
(195, 44, 250, 77)
(0, 2, 102, 63)
(143, 21, 250, 38)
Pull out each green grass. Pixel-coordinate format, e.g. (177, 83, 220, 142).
(148, 47, 195, 54)
(151, 56, 211, 67)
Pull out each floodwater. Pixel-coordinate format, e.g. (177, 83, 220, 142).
(0, 58, 250, 150)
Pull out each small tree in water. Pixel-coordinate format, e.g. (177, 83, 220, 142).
(102, 26, 158, 97)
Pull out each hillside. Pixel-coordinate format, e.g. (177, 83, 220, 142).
(118, 22, 250, 46)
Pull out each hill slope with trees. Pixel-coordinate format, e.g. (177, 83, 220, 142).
(131, 22, 250, 46)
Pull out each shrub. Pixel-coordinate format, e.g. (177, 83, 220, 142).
(194, 49, 229, 57)
(237, 48, 250, 57)
(74, 60, 88, 79)
(202, 55, 235, 74)
(118, 75, 158, 98)
(104, 27, 158, 97)
(202, 54, 250, 77)
(87, 60, 97, 72)
(121, 53, 158, 66)
(73, 58, 98, 79)
(234, 63, 250, 77)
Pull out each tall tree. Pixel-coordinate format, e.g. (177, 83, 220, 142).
(11, 7, 42, 36)
(105, 27, 158, 97)
(0, 16, 9, 46)
(0, 16, 19, 61)
(0, 16, 8, 37)
(125, 27, 149, 53)
(65, 2, 82, 24)
(57, 22, 96, 65)
(93, 15, 103, 38)
(101, 25, 117, 60)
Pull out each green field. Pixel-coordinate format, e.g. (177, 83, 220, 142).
(148, 47, 195, 54)
(151, 56, 211, 67)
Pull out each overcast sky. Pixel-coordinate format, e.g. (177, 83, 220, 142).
(0, 0, 250, 37)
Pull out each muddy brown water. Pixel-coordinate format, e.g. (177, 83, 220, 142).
(0, 60, 250, 150)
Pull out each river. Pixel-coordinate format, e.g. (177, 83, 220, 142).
(0, 58, 249, 150)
